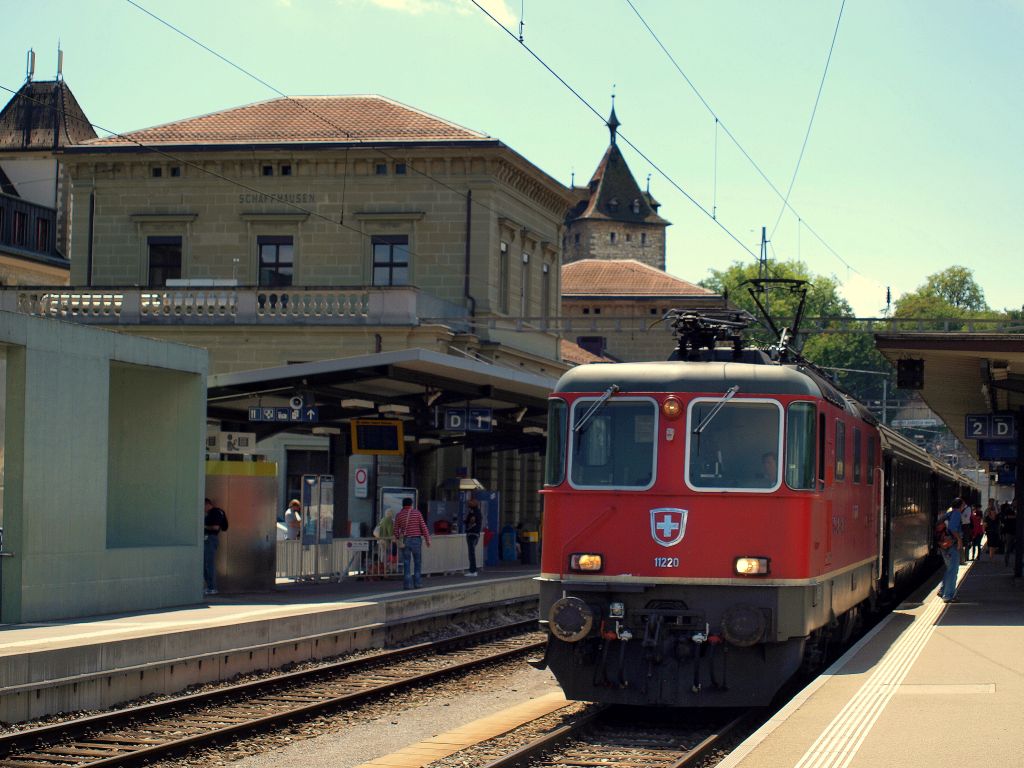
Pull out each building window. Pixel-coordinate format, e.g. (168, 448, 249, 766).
(574, 233, 580, 245)
(281, 164, 292, 176)
(170, 166, 181, 177)
(520, 253, 530, 316)
(641, 233, 647, 245)
(577, 336, 606, 356)
(541, 262, 551, 321)
(610, 232, 617, 244)
(608, 197, 619, 212)
(372, 235, 409, 286)
(632, 199, 641, 214)
(258, 235, 294, 287)
(375, 163, 388, 175)
(13, 211, 26, 246)
(262, 165, 274, 176)
(625, 233, 631, 242)
(151, 167, 162, 178)
(499, 241, 509, 313)
(395, 163, 407, 175)
(147, 236, 182, 286)
(35, 217, 50, 252)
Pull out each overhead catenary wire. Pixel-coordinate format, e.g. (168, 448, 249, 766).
(769, 0, 846, 241)
(623, 0, 870, 284)
(469, 0, 758, 262)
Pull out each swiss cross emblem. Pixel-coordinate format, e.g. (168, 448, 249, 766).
(650, 508, 687, 547)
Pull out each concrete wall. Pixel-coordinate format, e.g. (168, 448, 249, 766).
(0, 311, 207, 623)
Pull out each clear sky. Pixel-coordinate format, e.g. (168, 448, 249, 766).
(4, 0, 1022, 317)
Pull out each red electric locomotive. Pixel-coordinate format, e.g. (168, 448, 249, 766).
(537, 308, 975, 707)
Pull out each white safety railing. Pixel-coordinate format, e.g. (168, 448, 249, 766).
(275, 535, 480, 582)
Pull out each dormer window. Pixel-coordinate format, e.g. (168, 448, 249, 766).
(632, 199, 641, 214)
(608, 197, 619, 212)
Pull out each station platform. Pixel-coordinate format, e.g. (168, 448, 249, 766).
(720, 555, 1024, 768)
(0, 564, 539, 724)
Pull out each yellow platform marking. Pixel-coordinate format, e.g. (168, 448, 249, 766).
(355, 691, 570, 768)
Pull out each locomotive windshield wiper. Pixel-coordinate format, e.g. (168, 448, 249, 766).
(574, 384, 620, 434)
(692, 385, 739, 435)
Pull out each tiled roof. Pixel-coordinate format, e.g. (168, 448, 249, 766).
(81, 95, 492, 147)
(0, 80, 97, 151)
(562, 259, 715, 297)
(566, 143, 668, 226)
(560, 338, 611, 365)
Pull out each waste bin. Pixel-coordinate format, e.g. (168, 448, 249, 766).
(500, 524, 517, 561)
(520, 530, 539, 564)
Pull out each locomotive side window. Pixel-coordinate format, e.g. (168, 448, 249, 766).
(786, 402, 817, 490)
(835, 420, 846, 480)
(569, 399, 656, 489)
(818, 413, 826, 485)
(853, 427, 862, 482)
(867, 436, 876, 484)
(685, 399, 781, 491)
(545, 399, 567, 486)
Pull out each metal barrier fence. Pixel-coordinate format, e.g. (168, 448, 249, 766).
(275, 535, 480, 582)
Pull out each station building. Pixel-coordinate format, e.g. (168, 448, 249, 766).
(2, 91, 578, 544)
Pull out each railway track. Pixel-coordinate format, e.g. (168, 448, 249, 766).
(0, 620, 543, 768)
(482, 706, 751, 768)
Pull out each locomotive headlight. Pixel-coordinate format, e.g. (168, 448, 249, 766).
(735, 557, 770, 575)
(570, 553, 603, 572)
(608, 601, 625, 618)
(662, 397, 683, 420)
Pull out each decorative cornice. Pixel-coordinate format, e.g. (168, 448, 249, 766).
(130, 213, 198, 223)
(353, 211, 426, 221)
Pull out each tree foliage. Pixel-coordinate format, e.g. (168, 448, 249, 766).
(892, 265, 990, 330)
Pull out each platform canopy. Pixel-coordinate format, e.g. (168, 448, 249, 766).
(875, 332, 1024, 461)
(206, 347, 559, 451)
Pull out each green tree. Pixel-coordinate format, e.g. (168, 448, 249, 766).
(892, 265, 990, 331)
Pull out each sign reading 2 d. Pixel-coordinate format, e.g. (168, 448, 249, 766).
(965, 413, 1018, 441)
(444, 407, 492, 432)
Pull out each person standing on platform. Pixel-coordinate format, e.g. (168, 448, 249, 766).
(985, 500, 1002, 560)
(394, 498, 430, 590)
(203, 498, 229, 595)
(1000, 500, 1017, 568)
(464, 497, 482, 577)
(960, 500, 974, 561)
(284, 499, 302, 540)
(968, 504, 984, 561)
(939, 498, 963, 603)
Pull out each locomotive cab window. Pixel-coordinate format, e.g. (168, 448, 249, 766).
(786, 402, 817, 490)
(686, 399, 782, 491)
(545, 399, 567, 486)
(569, 398, 656, 489)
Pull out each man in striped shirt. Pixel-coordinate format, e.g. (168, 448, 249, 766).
(395, 497, 431, 589)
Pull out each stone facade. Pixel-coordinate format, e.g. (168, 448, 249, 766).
(563, 218, 666, 269)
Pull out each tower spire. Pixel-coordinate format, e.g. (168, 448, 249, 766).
(607, 90, 620, 145)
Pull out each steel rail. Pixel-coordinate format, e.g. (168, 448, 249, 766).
(0, 620, 541, 768)
(480, 708, 752, 768)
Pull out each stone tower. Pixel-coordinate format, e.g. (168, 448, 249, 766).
(563, 104, 670, 270)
